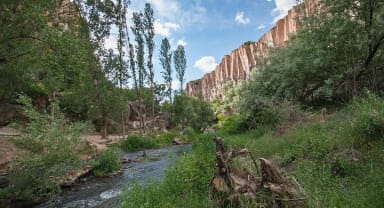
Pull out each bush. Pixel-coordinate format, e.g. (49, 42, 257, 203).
(172, 95, 215, 130)
(238, 98, 281, 131)
(157, 130, 180, 144)
(221, 115, 241, 134)
(120, 135, 159, 151)
(350, 94, 384, 143)
(7, 95, 86, 203)
(92, 148, 121, 176)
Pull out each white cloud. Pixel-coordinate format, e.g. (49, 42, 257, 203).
(171, 80, 180, 90)
(194, 56, 218, 73)
(235, 12, 250, 25)
(147, 0, 180, 20)
(257, 24, 266, 30)
(271, 0, 296, 22)
(177, 39, 187, 47)
(154, 21, 180, 37)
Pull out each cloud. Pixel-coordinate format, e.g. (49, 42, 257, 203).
(235, 12, 250, 25)
(147, 0, 180, 20)
(271, 0, 296, 22)
(257, 24, 266, 30)
(146, 0, 206, 26)
(154, 21, 181, 37)
(194, 56, 218, 73)
(171, 80, 180, 90)
(177, 39, 187, 47)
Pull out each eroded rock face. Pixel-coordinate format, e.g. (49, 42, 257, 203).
(185, 0, 320, 101)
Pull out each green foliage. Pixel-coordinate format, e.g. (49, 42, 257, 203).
(243, 0, 384, 105)
(221, 115, 241, 134)
(8, 95, 86, 203)
(120, 96, 384, 208)
(349, 94, 384, 143)
(237, 97, 281, 131)
(157, 130, 180, 143)
(174, 45, 187, 92)
(92, 148, 121, 176)
(120, 135, 159, 151)
(172, 94, 215, 130)
(120, 134, 215, 208)
(0, 0, 97, 109)
(160, 37, 173, 102)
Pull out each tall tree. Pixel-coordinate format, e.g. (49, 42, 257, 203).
(115, 0, 130, 137)
(159, 38, 173, 103)
(143, 3, 156, 129)
(174, 45, 187, 93)
(131, 12, 146, 131)
(75, 0, 118, 138)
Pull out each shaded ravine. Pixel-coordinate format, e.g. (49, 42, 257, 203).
(35, 144, 191, 208)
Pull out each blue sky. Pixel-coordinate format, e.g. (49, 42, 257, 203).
(105, 0, 297, 89)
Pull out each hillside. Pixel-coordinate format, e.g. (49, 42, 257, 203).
(185, 0, 320, 101)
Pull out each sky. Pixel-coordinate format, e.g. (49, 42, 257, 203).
(105, 0, 298, 89)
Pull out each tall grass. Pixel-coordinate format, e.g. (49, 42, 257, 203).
(119, 95, 384, 207)
(120, 134, 215, 208)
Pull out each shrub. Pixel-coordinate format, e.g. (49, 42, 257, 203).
(238, 99, 281, 131)
(157, 130, 179, 144)
(221, 115, 240, 134)
(350, 94, 384, 143)
(92, 148, 121, 176)
(7, 95, 86, 203)
(120, 135, 159, 151)
(172, 95, 215, 130)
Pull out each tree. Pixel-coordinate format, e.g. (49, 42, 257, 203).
(75, 0, 120, 138)
(174, 45, 186, 93)
(241, 0, 384, 105)
(131, 12, 146, 131)
(114, 0, 130, 137)
(143, 3, 156, 129)
(159, 38, 173, 103)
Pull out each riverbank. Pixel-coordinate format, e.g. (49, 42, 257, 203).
(120, 96, 384, 207)
(0, 125, 190, 207)
(36, 144, 191, 208)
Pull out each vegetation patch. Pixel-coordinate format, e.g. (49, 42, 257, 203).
(120, 135, 159, 151)
(91, 148, 121, 177)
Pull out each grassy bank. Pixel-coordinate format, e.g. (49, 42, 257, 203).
(120, 96, 384, 207)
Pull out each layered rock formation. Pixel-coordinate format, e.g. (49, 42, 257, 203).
(185, 0, 320, 101)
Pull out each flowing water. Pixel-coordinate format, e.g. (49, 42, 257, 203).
(35, 144, 191, 208)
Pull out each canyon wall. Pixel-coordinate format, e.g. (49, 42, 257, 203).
(185, 0, 319, 101)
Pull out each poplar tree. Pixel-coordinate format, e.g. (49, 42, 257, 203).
(174, 45, 187, 93)
(160, 38, 173, 103)
(115, 0, 130, 137)
(143, 3, 156, 129)
(131, 12, 146, 131)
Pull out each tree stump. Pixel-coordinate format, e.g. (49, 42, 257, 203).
(210, 136, 308, 208)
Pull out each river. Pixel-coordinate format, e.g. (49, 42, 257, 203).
(35, 144, 191, 208)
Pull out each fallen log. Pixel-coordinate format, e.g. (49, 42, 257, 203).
(210, 136, 308, 208)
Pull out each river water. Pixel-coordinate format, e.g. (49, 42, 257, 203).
(35, 144, 191, 208)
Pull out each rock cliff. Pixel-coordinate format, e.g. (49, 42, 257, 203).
(185, 0, 320, 101)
